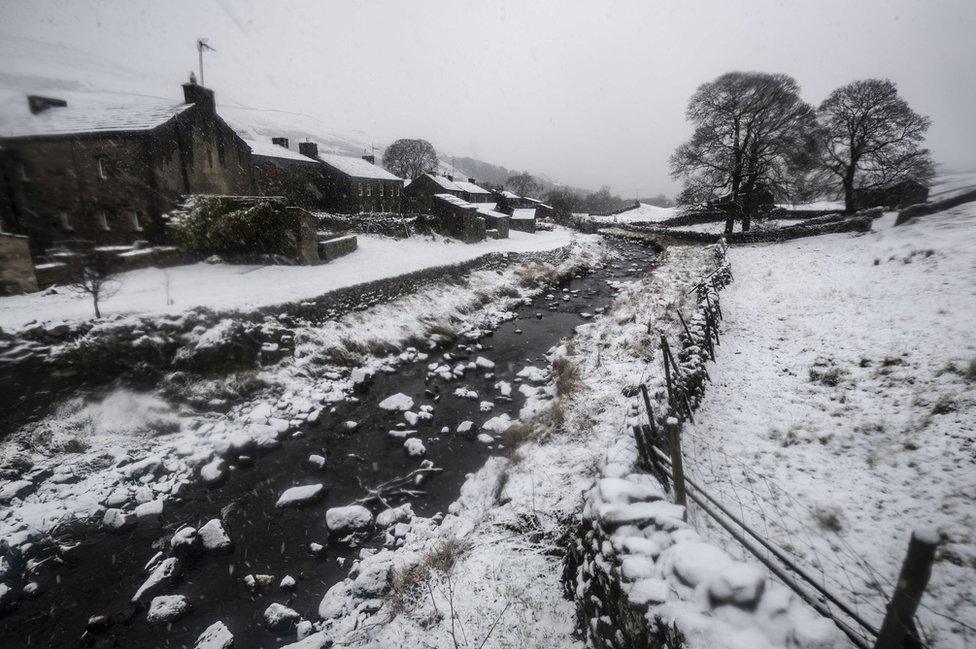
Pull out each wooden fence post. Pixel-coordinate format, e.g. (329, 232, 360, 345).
(873, 529, 939, 649)
(665, 417, 687, 508)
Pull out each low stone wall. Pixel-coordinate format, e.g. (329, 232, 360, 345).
(894, 188, 976, 226)
(318, 235, 358, 262)
(601, 214, 872, 247)
(0, 234, 39, 295)
(564, 251, 730, 649)
(510, 217, 536, 233)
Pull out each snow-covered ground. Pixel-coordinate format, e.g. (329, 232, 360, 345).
(685, 204, 976, 647)
(589, 203, 678, 223)
(928, 170, 976, 202)
(0, 230, 573, 331)
(0, 235, 601, 552)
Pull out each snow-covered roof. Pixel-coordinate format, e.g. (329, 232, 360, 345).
(475, 204, 508, 218)
(511, 208, 536, 220)
(523, 197, 553, 210)
(454, 180, 491, 195)
(0, 99, 193, 139)
(247, 139, 319, 163)
(427, 174, 463, 192)
(434, 192, 473, 208)
(499, 190, 521, 199)
(318, 153, 402, 181)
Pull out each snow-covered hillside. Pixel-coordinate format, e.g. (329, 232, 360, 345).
(686, 204, 976, 648)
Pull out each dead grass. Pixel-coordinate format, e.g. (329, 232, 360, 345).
(385, 537, 470, 618)
(552, 355, 582, 397)
(514, 261, 558, 288)
(809, 360, 848, 387)
(810, 503, 846, 532)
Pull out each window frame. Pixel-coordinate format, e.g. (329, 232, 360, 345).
(99, 210, 111, 231)
(97, 158, 109, 180)
(60, 211, 73, 231)
(131, 210, 143, 231)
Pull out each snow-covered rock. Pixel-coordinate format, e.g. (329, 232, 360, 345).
(276, 484, 325, 507)
(308, 454, 327, 469)
(326, 505, 373, 533)
(378, 393, 413, 411)
(376, 503, 413, 527)
(481, 414, 512, 433)
(147, 594, 189, 624)
(194, 620, 234, 649)
(199, 519, 232, 551)
(132, 557, 180, 602)
(170, 526, 201, 556)
(134, 498, 166, 521)
(264, 602, 301, 633)
(474, 356, 495, 369)
(102, 508, 136, 532)
(200, 458, 225, 485)
(352, 559, 392, 597)
(280, 575, 297, 591)
(403, 437, 426, 457)
(456, 420, 474, 433)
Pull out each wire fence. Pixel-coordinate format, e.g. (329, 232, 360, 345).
(628, 261, 968, 649)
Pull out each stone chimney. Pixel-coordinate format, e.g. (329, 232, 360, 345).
(299, 142, 319, 158)
(28, 95, 67, 115)
(446, 175, 454, 182)
(182, 77, 215, 114)
(468, 178, 476, 184)
(362, 154, 375, 164)
(272, 137, 289, 149)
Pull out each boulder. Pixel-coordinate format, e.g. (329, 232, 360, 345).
(102, 508, 137, 532)
(194, 620, 234, 649)
(147, 594, 189, 624)
(263, 602, 301, 633)
(325, 505, 373, 533)
(276, 484, 325, 508)
(199, 519, 233, 552)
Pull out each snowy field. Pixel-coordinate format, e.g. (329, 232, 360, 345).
(685, 204, 976, 647)
(589, 203, 678, 224)
(0, 229, 574, 331)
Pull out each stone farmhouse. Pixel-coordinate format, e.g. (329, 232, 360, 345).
(0, 81, 254, 255)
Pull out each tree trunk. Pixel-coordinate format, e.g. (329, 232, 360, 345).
(843, 175, 856, 214)
(93, 294, 101, 319)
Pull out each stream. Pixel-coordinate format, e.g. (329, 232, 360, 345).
(0, 239, 658, 648)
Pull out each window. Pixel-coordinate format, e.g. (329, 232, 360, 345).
(380, 184, 384, 198)
(18, 162, 29, 181)
(99, 210, 111, 231)
(60, 211, 73, 231)
(97, 158, 109, 180)
(366, 184, 371, 197)
(131, 210, 143, 231)
(358, 183, 363, 197)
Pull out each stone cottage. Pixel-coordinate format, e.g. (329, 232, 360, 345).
(0, 79, 255, 254)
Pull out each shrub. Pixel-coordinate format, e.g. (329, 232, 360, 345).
(169, 197, 303, 258)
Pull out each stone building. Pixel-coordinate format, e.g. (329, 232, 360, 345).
(853, 179, 929, 210)
(404, 173, 493, 211)
(314, 149, 404, 213)
(248, 138, 324, 209)
(0, 80, 255, 254)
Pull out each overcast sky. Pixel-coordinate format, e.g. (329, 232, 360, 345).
(2, 0, 975, 195)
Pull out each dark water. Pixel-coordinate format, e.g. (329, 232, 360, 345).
(0, 240, 657, 648)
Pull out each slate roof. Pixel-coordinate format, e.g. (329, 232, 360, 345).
(0, 100, 193, 139)
(248, 139, 319, 163)
(318, 152, 402, 181)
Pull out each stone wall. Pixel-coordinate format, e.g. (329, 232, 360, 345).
(894, 188, 976, 226)
(510, 216, 536, 233)
(0, 233, 38, 295)
(318, 235, 358, 262)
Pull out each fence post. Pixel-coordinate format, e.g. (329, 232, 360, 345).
(665, 417, 687, 509)
(873, 529, 939, 649)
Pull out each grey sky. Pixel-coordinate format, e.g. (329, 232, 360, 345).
(3, 0, 975, 195)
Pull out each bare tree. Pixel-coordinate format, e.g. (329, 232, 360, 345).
(67, 249, 119, 319)
(504, 172, 541, 197)
(382, 138, 439, 180)
(818, 79, 934, 213)
(670, 71, 818, 232)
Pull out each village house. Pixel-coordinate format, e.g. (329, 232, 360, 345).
(248, 137, 324, 209)
(313, 148, 404, 214)
(0, 79, 255, 255)
(404, 173, 493, 211)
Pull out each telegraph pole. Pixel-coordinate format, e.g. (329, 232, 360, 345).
(197, 38, 216, 86)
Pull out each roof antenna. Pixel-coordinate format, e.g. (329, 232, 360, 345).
(196, 38, 216, 86)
